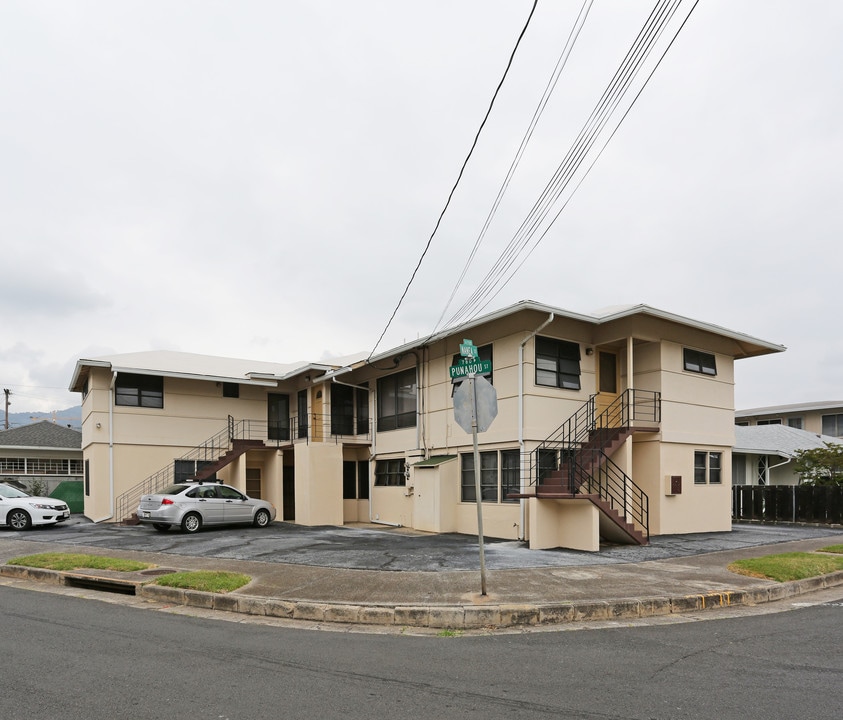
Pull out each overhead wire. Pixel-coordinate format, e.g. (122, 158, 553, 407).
(466, 0, 702, 319)
(431, 0, 596, 336)
(441, 0, 697, 330)
(366, 0, 539, 363)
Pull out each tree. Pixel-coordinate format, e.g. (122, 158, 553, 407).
(792, 443, 843, 487)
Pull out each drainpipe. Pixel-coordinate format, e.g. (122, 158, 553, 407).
(518, 313, 554, 540)
(94, 371, 117, 523)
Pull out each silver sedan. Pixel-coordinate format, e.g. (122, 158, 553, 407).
(137, 481, 276, 534)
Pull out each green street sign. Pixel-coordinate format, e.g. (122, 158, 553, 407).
(449, 359, 492, 380)
(459, 339, 479, 360)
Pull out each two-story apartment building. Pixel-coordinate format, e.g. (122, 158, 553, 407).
(69, 301, 784, 551)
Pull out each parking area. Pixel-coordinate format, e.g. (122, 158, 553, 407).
(3, 517, 841, 572)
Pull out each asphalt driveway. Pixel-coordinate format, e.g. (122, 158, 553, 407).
(3, 517, 841, 572)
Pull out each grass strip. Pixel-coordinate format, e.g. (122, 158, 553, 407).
(7, 553, 150, 572)
(728, 551, 843, 582)
(154, 570, 251, 593)
(818, 544, 843, 554)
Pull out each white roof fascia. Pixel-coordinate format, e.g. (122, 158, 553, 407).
(0, 445, 81, 453)
(367, 300, 785, 366)
(111, 366, 281, 387)
(737, 401, 843, 417)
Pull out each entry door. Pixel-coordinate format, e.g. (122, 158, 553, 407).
(311, 388, 324, 442)
(595, 351, 620, 426)
(282, 465, 296, 521)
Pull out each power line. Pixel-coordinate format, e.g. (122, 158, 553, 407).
(431, 0, 596, 337)
(366, 0, 539, 362)
(442, 0, 698, 330)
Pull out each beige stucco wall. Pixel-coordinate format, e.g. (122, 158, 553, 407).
(528, 498, 600, 551)
(294, 443, 343, 526)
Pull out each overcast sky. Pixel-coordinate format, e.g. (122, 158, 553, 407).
(2, 1, 841, 415)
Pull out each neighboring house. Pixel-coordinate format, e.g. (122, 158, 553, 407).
(732, 424, 843, 486)
(69, 300, 784, 551)
(0, 421, 83, 494)
(736, 401, 843, 438)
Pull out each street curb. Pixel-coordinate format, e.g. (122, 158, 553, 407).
(3, 564, 842, 629)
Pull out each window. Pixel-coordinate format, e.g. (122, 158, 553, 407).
(787, 417, 803, 429)
(757, 418, 781, 425)
(822, 413, 843, 437)
(377, 369, 417, 432)
(357, 460, 370, 499)
(332, 384, 355, 436)
(535, 337, 581, 390)
(297, 389, 308, 439)
(343, 460, 370, 499)
(694, 451, 722, 485)
(268, 393, 290, 441)
(683, 349, 717, 376)
(331, 383, 369, 436)
(223, 382, 239, 398)
(174, 459, 217, 483)
(85, 459, 90, 496)
(115, 373, 163, 408)
(461, 449, 521, 503)
(343, 461, 357, 499)
(374, 458, 406, 486)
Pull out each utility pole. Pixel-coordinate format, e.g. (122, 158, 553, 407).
(3, 388, 10, 430)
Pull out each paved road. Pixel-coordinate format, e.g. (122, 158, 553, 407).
(3, 582, 841, 720)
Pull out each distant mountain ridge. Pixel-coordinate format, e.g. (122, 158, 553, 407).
(5, 405, 82, 431)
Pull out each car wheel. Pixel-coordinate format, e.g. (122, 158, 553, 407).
(8, 509, 32, 531)
(152, 523, 171, 532)
(253, 508, 271, 528)
(181, 513, 202, 534)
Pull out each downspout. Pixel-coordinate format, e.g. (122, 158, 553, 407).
(94, 371, 117, 523)
(518, 313, 554, 540)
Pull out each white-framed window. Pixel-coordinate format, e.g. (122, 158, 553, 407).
(821, 413, 843, 437)
(374, 458, 406, 487)
(694, 451, 722, 485)
(787, 417, 803, 429)
(460, 449, 520, 503)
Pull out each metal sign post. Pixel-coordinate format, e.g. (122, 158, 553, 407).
(468, 374, 487, 596)
(451, 339, 497, 597)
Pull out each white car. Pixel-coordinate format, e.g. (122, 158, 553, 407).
(0, 484, 71, 530)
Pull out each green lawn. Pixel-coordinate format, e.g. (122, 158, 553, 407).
(728, 551, 843, 582)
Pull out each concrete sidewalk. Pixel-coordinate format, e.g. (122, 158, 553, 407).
(1, 522, 842, 629)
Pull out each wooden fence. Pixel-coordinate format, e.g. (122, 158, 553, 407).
(732, 485, 843, 525)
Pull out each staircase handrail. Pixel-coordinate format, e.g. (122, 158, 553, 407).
(115, 417, 239, 522)
(527, 389, 660, 486)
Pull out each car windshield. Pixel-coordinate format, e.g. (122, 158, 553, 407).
(0, 485, 30, 499)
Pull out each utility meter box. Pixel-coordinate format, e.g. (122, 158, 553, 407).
(666, 475, 682, 496)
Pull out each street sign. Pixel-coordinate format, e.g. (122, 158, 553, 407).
(453, 374, 498, 434)
(449, 359, 492, 380)
(459, 339, 479, 359)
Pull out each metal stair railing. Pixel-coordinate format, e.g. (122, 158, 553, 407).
(527, 389, 660, 487)
(572, 447, 649, 537)
(525, 389, 659, 538)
